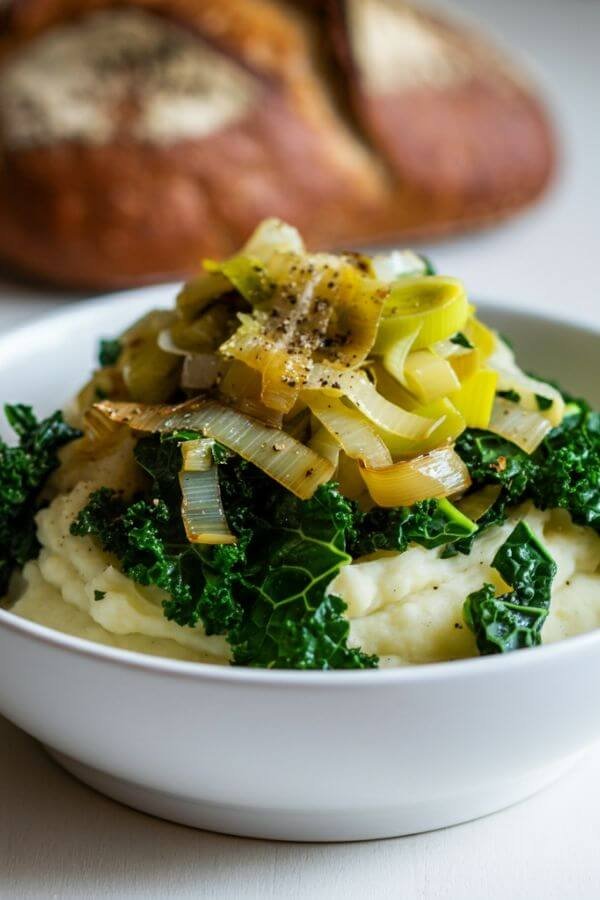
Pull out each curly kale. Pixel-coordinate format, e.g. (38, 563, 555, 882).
(451, 404, 600, 555)
(464, 521, 557, 654)
(349, 498, 476, 557)
(71, 439, 376, 669)
(0, 404, 80, 594)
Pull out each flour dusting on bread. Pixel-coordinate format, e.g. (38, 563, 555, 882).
(0, 8, 258, 147)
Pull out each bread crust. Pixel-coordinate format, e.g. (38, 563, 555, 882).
(0, 0, 555, 288)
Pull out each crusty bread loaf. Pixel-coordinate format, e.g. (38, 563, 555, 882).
(0, 0, 555, 289)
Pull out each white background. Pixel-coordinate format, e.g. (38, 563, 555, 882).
(1, 0, 600, 897)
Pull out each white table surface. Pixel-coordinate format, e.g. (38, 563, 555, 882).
(1, 1, 599, 897)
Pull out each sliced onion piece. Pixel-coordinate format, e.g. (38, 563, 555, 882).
(403, 349, 461, 403)
(374, 277, 468, 354)
(307, 365, 440, 440)
(303, 392, 392, 469)
(179, 439, 235, 544)
(488, 398, 552, 454)
(95, 400, 333, 499)
(360, 447, 472, 507)
(451, 369, 498, 429)
(457, 484, 502, 522)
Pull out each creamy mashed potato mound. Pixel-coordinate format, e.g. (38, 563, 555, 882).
(9, 485, 600, 667)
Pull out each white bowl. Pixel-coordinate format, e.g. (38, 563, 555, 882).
(0, 290, 599, 842)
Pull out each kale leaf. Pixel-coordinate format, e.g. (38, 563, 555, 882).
(350, 498, 476, 557)
(0, 404, 80, 594)
(452, 404, 600, 554)
(464, 521, 557, 654)
(450, 332, 474, 349)
(71, 439, 376, 669)
(98, 338, 122, 368)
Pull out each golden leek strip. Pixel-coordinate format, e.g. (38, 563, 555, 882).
(307, 365, 440, 440)
(373, 276, 468, 354)
(337, 452, 371, 503)
(205, 255, 274, 306)
(176, 270, 232, 320)
(464, 316, 496, 359)
(457, 484, 502, 522)
(493, 369, 564, 427)
(179, 439, 236, 545)
(434, 339, 482, 381)
(369, 362, 420, 410)
(218, 360, 282, 428)
(451, 369, 498, 429)
(95, 400, 334, 499)
(302, 393, 392, 469)
(403, 349, 461, 403)
(488, 398, 552, 454)
(381, 328, 421, 387)
(308, 424, 341, 467)
(360, 447, 472, 507)
(376, 397, 466, 457)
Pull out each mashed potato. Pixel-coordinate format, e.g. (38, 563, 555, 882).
(8, 484, 600, 667)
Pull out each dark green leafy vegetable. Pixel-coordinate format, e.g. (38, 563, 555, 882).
(535, 394, 553, 411)
(98, 338, 122, 368)
(350, 498, 476, 557)
(0, 404, 80, 594)
(451, 402, 600, 555)
(464, 522, 557, 654)
(71, 439, 376, 669)
(450, 332, 474, 349)
(497, 389, 521, 403)
(94, 590, 106, 601)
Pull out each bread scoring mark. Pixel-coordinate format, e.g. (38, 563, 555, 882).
(348, 0, 470, 94)
(0, 8, 259, 148)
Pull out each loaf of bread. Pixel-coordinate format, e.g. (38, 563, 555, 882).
(0, 0, 555, 289)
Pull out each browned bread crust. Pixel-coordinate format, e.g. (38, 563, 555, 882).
(0, 0, 555, 288)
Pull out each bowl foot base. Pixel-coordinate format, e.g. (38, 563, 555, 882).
(45, 747, 582, 842)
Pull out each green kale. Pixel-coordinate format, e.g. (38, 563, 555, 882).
(98, 338, 122, 368)
(350, 498, 476, 557)
(450, 332, 474, 349)
(535, 394, 553, 411)
(0, 404, 81, 594)
(497, 389, 521, 403)
(94, 590, 106, 601)
(464, 521, 557, 654)
(71, 439, 375, 669)
(453, 403, 600, 554)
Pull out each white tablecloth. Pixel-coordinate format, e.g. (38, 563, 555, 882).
(1, 1, 599, 896)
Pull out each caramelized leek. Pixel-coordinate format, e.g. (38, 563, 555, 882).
(403, 349, 461, 403)
(378, 397, 466, 457)
(374, 277, 468, 354)
(488, 398, 552, 454)
(360, 447, 471, 507)
(464, 316, 496, 360)
(95, 400, 333, 499)
(307, 366, 439, 440)
(302, 393, 392, 469)
(179, 439, 235, 544)
(451, 369, 498, 429)
(457, 484, 502, 522)
(381, 328, 420, 386)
